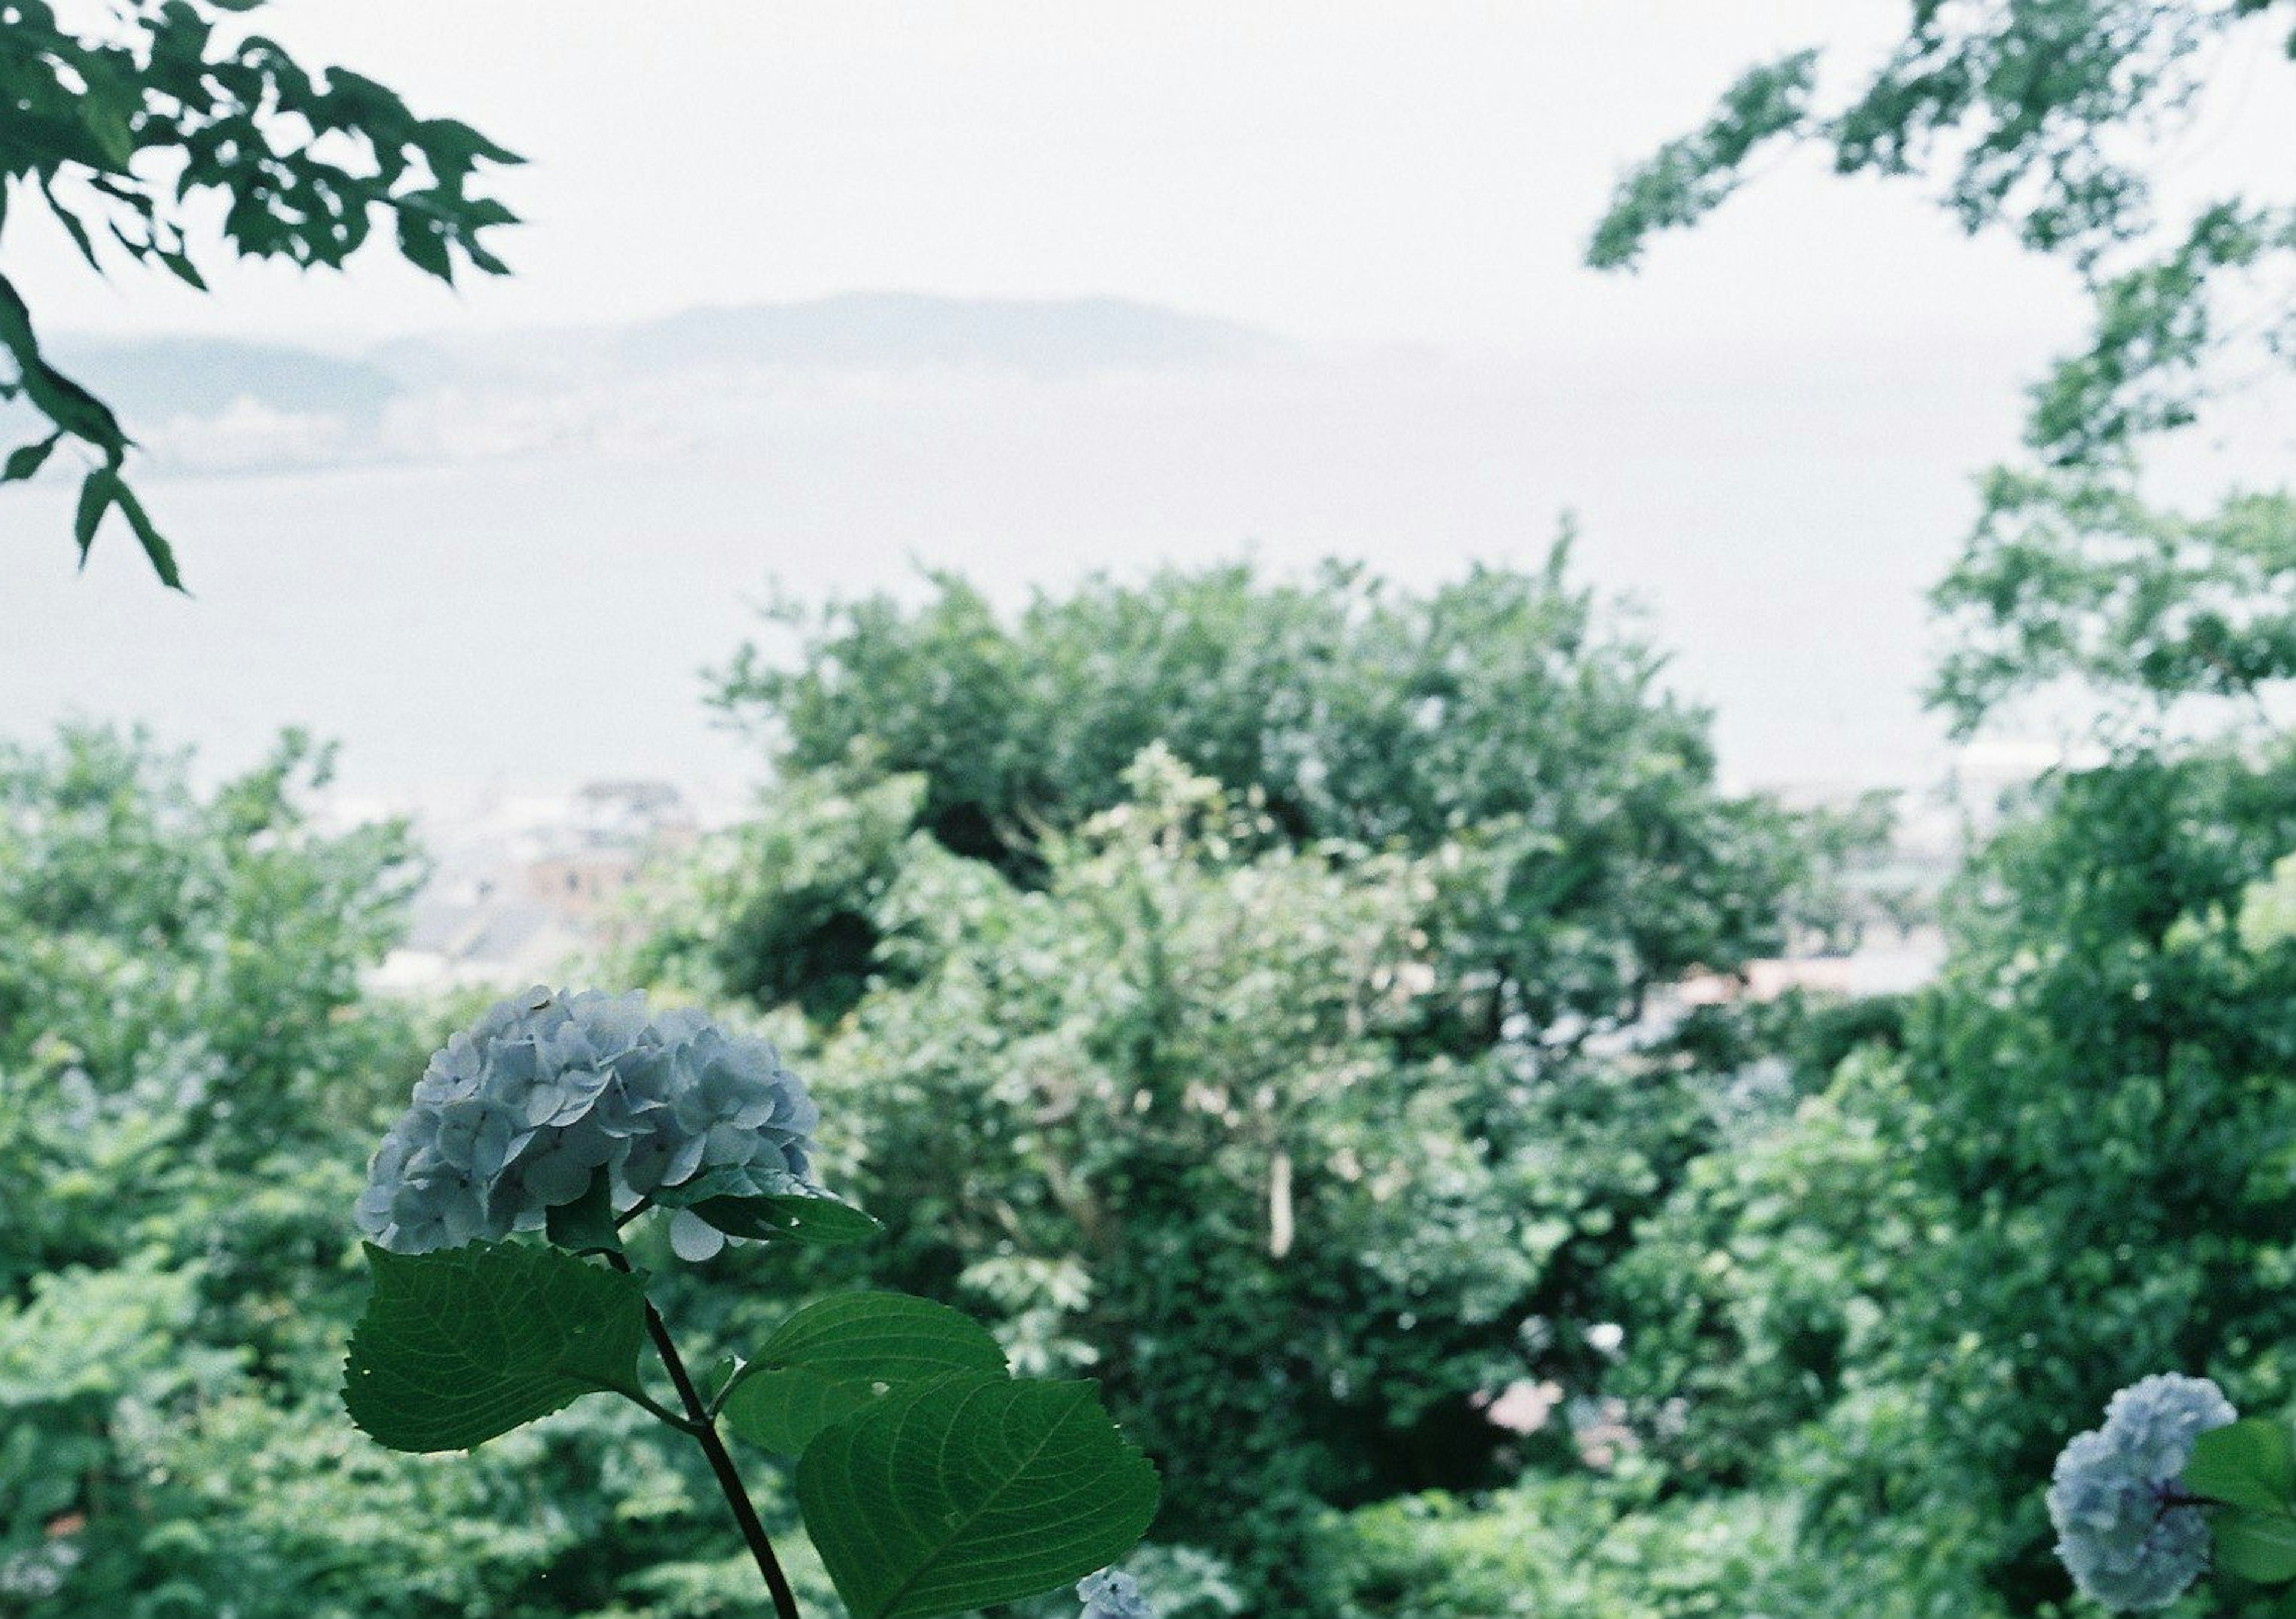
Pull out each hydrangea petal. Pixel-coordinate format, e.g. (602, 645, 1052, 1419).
(1078, 1568, 1152, 1619)
(670, 1209, 727, 1262)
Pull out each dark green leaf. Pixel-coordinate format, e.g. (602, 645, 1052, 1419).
(797, 1373, 1159, 1619)
(394, 209, 453, 282)
(41, 185, 105, 270)
(72, 471, 114, 564)
(544, 1168, 622, 1256)
(103, 475, 184, 591)
(76, 96, 136, 170)
(419, 115, 524, 169)
(157, 246, 208, 291)
(694, 1191, 881, 1247)
(2187, 1419, 2296, 1513)
(648, 1165, 768, 1207)
(341, 1241, 649, 1453)
(722, 1293, 1008, 1455)
(706, 1354, 742, 1406)
(2, 434, 62, 484)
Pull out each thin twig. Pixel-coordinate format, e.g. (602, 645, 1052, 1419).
(616, 1383, 704, 1436)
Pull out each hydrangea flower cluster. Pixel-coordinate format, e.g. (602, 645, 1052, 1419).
(1077, 1569, 1151, 1619)
(356, 986, 819, 1260)
(2048, 1373, 2237, 1611)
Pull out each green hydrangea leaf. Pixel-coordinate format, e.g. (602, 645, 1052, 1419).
(2188, 1418, 2296, 1513)
(796, 1371, 1159, 1619)
(651, 1173, 876, 1242)
(544, 1167, 624, 1256)
(342, 1241, 649, 1453)
(692, 1190, 881, 1246)
(722, 1292, 1009, 1455)
(2217, 1507, 2296, 1584)
(646, 1166, 758, 1208)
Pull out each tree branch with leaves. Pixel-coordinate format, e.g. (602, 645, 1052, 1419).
(0, 0, 520, 587)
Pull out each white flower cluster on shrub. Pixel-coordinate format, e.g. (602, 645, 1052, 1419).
(1077, 1569, 1151, 1619)
(2048, 1373, 2236, 1611)
(356, 986, 819, 1257)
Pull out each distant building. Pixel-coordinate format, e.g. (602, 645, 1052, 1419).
(521, 781, 698, 922)
(374, 780, 696, 992)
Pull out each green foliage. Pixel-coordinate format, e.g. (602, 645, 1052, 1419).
(1597, 744, 2296, 1613)
(703, 555, 1852, 1050)
(2216, 1508, 2296, 1584)
(0, 732, 814, 1618)
(1584, 54, 1815, 272)
(54, 741, 1172, 1619)
(2187, 1418, 2296, 1512)
(343, 1242, 651, 1453)
(623, 771, 926, 1024)
(41, 548, 2296, 1619)
(1313, 1474, 1967, 1619)
(0, 728, 471, 1614)
(1596, 42, 2296, 1606)
(1593, 2, 2296, 482)
(1930, 471, 2296, 735)
(333, 1208, 1153, 1619)
(2025, 201, 2296, 466)
(638, 557, 1882, 1613)
(793, 763, 1523, 1569)
(796, 1374, 1159, 1619)
(0, 725, 420, 1277)
(1594, 0, 2280, 269)
(722, 1292, 1010, 1455)
(1597, 1047, 1937, 1490)
(126, 1394, 721, 1619)
(631, 742, 1822, 1611)
(0, 0, 518, 584)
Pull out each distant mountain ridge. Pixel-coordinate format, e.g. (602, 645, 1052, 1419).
(53, 335, 401, 425)
(59, 294, 1289, 431)
(626, 293, 1283, 373)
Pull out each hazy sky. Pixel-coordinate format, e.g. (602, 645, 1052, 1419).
(18, 1, 2086, 354)
(7, 4, 2292, 811)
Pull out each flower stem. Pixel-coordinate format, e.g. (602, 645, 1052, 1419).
(607, 1252, 802, 1619)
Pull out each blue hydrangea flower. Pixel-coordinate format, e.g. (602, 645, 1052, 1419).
(2048, 1373, 2237, 1611)
(1077, 1568, 1151, 1619)
(357, 987, 820, 1256)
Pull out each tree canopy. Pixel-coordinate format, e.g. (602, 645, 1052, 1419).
(1594, 1, 2296, 743)
(701, 554, 1875, 1044)
(631, 555, 1882, 1609)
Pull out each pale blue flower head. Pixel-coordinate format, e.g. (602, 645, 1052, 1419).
(2048, 1373, 2236, 1611)
(358, 987, 820, 1256)
(1077, 1569, 1151, 1619)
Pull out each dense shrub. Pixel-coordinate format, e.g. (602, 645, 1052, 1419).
(640, 557, 1873, 1611)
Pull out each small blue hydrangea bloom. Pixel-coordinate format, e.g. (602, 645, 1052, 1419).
(356, 987, 820, 1257)
(2048, 1373, 2237, 1611)
(1077, 1568, 1151, 1619)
